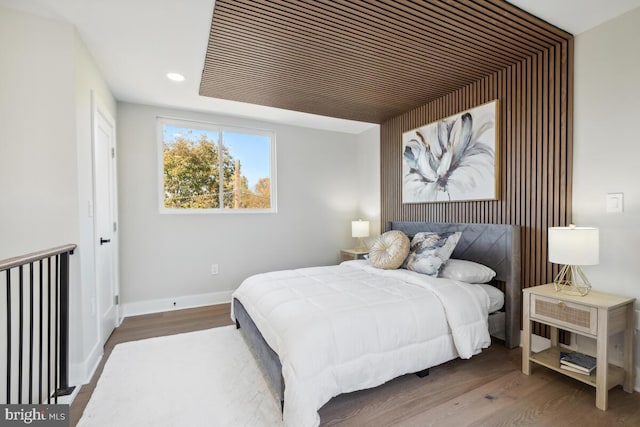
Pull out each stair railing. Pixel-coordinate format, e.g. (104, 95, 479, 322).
(0, 244, 76, 404)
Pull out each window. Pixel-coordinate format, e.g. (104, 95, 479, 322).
(158, 118, 276, 213)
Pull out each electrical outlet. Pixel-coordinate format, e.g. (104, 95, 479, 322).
(606, 193, 624, 213)
(211, 264, 219, 275)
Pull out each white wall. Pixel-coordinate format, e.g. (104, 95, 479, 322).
(356, 125, 381, 246)
(0, 5, 117, 386)
(117, 103, 371, 314)
(71, 32, 117, 384)
(0, 6, 78, 257)
(573, 6, 640, 389)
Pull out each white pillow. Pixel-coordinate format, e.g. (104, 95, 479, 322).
(368, 230, 410, 269)
(440, 259, 496, 283)
(475, 284, 504, 313)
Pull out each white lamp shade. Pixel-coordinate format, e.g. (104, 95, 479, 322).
(548, 226, 599, 266)
(351, 220, 370, 238)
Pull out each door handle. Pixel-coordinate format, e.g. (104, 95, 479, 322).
(100, 237, 111, 245)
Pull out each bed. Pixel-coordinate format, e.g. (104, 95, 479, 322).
(231, 221, 521, 427)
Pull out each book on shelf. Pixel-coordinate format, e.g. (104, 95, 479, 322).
(560, 363, 594, 375)
(559, 351, 596, 374)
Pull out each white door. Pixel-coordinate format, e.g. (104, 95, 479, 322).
(93, 101, 118, 346)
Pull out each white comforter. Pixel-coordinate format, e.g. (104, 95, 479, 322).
(231, 260, 491, 427)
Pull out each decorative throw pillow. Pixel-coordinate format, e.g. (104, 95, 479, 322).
(403, 232, 461, 276)
(368, 230, 410, 269)
(440, 259, 496, 283)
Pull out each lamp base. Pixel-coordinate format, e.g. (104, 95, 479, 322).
(354, 237, 368, 252)
(553, 264, 592, 296)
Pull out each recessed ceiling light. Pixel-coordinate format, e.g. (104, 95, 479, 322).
(166, 72, 185, 82)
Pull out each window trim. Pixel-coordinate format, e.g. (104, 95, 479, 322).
(157, 116, 277, 214)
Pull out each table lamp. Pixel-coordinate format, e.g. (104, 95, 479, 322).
(548, 225, 599, 296)
(351, 220, 369, 251)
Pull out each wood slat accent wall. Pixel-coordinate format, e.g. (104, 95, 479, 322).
(201, 0, 573, 123)
(380, 40, 574, 301)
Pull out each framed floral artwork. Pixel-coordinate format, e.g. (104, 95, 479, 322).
(402, 100, 499, 203)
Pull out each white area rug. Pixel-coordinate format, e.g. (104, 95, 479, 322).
(78, 326, 283, 427)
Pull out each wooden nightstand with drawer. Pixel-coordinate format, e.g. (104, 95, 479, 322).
(522, 284, 635, 410)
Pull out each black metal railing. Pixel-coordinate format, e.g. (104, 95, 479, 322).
(1, 244, 76, 404)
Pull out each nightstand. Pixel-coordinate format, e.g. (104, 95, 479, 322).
(522, 284, 635, 410)
(340, 249, 368, 262)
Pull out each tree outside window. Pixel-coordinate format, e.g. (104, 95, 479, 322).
(159, 119, 275, 212)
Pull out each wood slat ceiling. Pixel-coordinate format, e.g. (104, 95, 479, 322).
(200, 0, 572, 124)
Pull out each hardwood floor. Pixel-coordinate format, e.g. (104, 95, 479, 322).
(71, 304, 640, 426)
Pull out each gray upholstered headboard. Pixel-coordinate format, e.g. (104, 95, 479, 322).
(386, 221, 521, 348)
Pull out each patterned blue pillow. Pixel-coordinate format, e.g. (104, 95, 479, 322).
(403, 232, 462, 276)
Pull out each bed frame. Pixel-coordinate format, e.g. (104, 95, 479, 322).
(234, 221, 521, 410)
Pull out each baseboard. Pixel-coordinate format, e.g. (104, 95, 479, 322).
(70, 340, 103, 387)
(121, 290, 234, 318)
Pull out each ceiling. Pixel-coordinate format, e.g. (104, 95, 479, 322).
(509, 0, 640, 35)
(2, 0, 640, 132)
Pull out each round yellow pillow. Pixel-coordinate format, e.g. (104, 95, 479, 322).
(368, 230, 410, 269)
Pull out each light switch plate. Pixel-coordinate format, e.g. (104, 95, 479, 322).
(606, 193, 623, 213)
